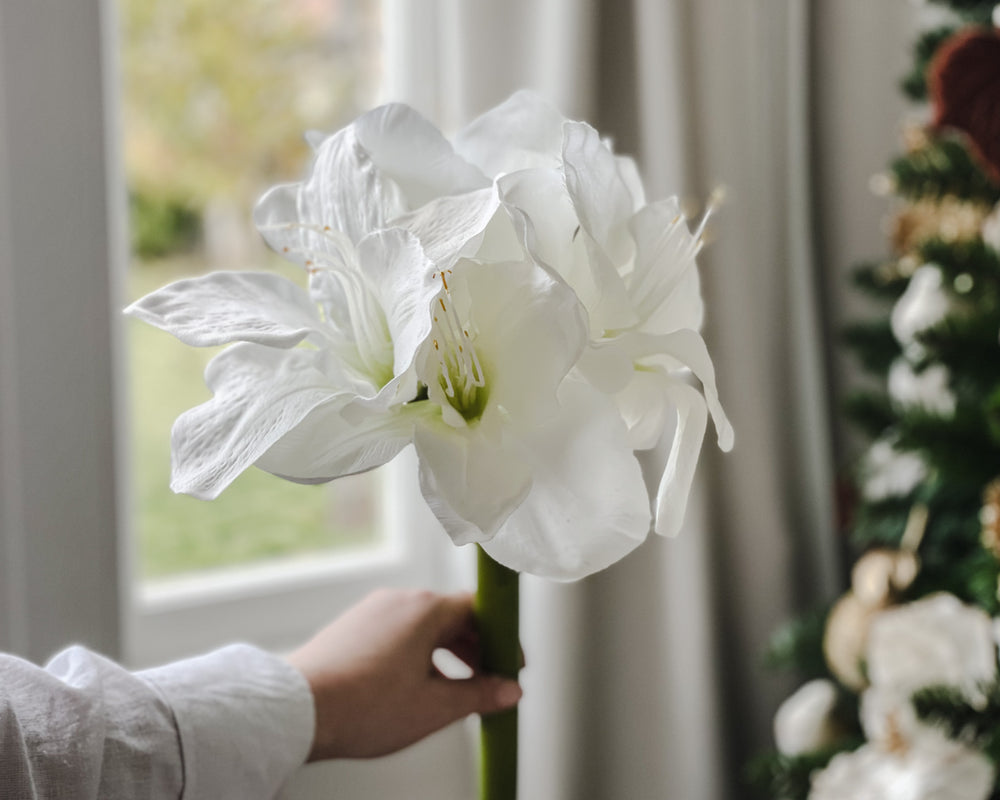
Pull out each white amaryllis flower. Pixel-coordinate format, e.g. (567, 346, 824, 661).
(773, 679, 842, 756)
(128, 93, 728, 580)
(454, 91, 734, 537)
(808, 732, 994, 800)
(859, 593, 997, 747)
(887, 358, 956, 417)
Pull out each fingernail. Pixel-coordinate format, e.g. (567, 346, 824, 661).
(496, 680, 522, 708)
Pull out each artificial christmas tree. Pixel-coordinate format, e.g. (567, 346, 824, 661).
(751, 2, 1000, 797)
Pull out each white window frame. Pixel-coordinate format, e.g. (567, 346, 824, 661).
(1, 4, 477, 795)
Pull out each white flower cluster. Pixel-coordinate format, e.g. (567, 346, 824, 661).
(774, 594, 997, 799)
(127, 91, 733, 581)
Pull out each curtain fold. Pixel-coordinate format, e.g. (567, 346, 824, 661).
(383, 1, 841, 796)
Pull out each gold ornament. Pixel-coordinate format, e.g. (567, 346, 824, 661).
(979, 478, 1000, 602)
(824, 592, 880, 691)
(823, 505, 927, 690)
(888, 196, 991, 257)
(980, 477, 1000, 561)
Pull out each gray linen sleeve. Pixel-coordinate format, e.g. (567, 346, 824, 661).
(0, 645, 184, 799)
(139, 643, 315, 800)
(0, 643, 315, 800)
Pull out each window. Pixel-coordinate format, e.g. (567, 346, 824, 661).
(113, 0, 475, 669)
(120, 0, 384, 582)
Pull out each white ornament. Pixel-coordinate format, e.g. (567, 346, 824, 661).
(982, 202, 1000, 253)
(867, 593, 997, 697)
(890, 265, 951, 355)
(888, 359, 956, 417)
(773, 679, 841, 756)
(859, 593, 998, 748)
(861, 439, 927, 502)
(808, 732, 994, 800)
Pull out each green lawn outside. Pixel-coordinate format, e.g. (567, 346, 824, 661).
(128, 256, 381, 579)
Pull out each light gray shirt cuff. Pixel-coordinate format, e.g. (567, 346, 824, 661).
(140, 643, 315, 800)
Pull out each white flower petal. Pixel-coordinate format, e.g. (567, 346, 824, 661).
(356, 228, 439, 382)
(498, 168, 597, 290)
(499, 168, 637, 335)
(125, 271, 322, 348)
(562, 121, 636, 267)
(414, 416, 533, 545)
(171, 344, 344, 499)
(497, 168, 577, 267)
(616, 154, 646, 210)
(391, 185, 500, 268)
(482, 380, 651, 580)
(256, 402, 427, 484)
(653, 380, 709, 538)
(627, 198, 704, 333)
(633, 329, 734, 451)
(353, 103, 488, 207)
(449, 259, 588, 427)
(574, 338, 637, 395)
(616, 368, 674, 450)
(254, 124, 405, 259)
(455, 89, 565, 176)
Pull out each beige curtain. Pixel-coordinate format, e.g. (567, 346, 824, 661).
(383, 1, 915, 797)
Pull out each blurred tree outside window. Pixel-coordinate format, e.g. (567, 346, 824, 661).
(120, 0, 384, 580)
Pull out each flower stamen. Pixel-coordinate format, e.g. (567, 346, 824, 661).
(430, 271, 487, 420)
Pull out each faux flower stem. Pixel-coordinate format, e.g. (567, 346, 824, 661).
(476, 546, 520, 800)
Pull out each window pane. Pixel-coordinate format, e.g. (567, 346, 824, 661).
(119, 0, 384, 579)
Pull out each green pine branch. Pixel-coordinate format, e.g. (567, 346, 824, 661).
(909, 549, 1000, 614)
(913, 682, 1000, 763)
(763, 605, 833, 679)
(917, 319, 1000, 397)
(917, 238, 1000, 295)
(896, 405, 1000, 485)
(901, 26, 959, 101)
(842, 320, 903, 376)
(891, 139, 1000, 205)
(850, 261, 909, 302)
(843, 390, 896, 439)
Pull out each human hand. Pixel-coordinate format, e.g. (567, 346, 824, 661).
(286, 588, 522, 762)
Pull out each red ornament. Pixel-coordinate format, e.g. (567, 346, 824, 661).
(928, 26, 1000, 183)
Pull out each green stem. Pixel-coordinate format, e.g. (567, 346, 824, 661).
(475, 546, 520, 800)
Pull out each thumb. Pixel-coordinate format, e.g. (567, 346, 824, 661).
(431, 674, 523, 723)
